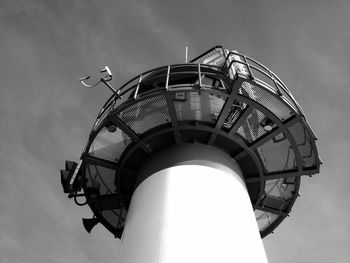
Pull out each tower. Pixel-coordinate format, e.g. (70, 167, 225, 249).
(60, 46, 321, 262)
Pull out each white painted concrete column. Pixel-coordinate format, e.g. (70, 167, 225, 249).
(119, 144, 268, 263)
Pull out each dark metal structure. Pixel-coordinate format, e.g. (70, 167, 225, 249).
(60, 46, 321, 238)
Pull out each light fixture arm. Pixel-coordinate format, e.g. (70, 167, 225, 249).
(101, 77, 117, 95)
(79, 66, 119, 96)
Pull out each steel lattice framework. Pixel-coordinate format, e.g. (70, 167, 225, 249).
(61, 46, 321, 238)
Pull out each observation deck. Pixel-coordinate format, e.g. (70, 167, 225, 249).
(61, 46, 320, 238)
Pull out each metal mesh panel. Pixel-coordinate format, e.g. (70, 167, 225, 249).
(265, 178, 296, 201)
(101, 209, 125, 228)
(255, 210, 279, 232)
(119, 95, 170, 134)
(118, 88, 136, 107)
(250, 68, 279, 94)
(85, 165, 116, 195)
(89, 127, 132, 162)
(240, 82, 294, 121)
(257, 132, 296, 172)
(236, 109, 270, 143)
(288, 122, 316, 168)
(93, 97, 116, 131)
(209, 94, 226, 118)
(174, 91, 225, 124)
(201, 75, 225, 90)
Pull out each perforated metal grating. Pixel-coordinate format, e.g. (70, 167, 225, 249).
(119, 95, 170, 134)
(101, 209, 125, 229)
(88, 127, 131, 162)
(257, 132, 296, 172)
(174, 91, 225, 124)
(222, 102, 247, 130)
(265, 178, 296, 201)
(85, 165, 116, 195)
(288, 122, 316, 168)
(236, 109, 270, 143)
(255, 210, 279, 232)
(241, 81, 294, 121)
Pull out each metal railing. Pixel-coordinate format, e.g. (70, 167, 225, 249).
(223, 50, 305, 115)
(91, 49, 306, 130)
(91, 63, 225, 130)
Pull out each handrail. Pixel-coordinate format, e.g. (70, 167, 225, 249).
(245, 56, 289, 91)
(91, 58, 303, 130)
(224, 51, 291, 95)
(118, 64, 223, 97)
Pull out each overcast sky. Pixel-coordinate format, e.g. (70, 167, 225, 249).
(1, 1, 349, 262)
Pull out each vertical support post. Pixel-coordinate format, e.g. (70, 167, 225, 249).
(165, 65, 171, 90)
(242, 56, 254, 79)
(134, 75, 143, 100)
(198, 63, 202, 88)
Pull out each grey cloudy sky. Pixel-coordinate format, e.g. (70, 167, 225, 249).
(0, 0, 349, 262)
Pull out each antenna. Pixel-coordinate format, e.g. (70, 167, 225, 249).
(185, 46, 188, 63)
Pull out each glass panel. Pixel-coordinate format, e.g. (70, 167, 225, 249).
(174, 91, 225, 124)
(85, 165, 116, 195)
(257, 133, 296, 172)
(240, 82, 294, 121)
(168, 72, 197, 88)
(288, 122, 316, 168)
(255, 210, 279, 232)
(89, 127, 131, 162)
(119, 95, 170, 135)
(236, 109, 273, 142)
(138, 70, 167, 93)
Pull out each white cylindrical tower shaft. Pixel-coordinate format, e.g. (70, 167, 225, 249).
(119, 144, 268, 263)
